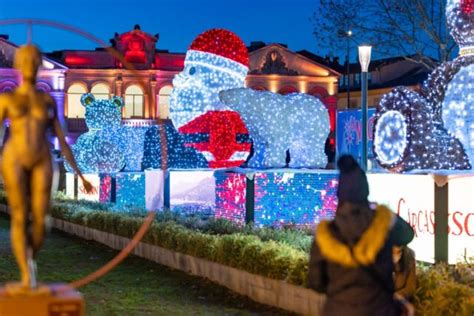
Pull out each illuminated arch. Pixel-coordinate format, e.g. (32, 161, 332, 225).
(0, 80, 17, 93)
(158, 85, 172, 119)
(308, 86, 329, 101)
(124, 84, 144, 118)
(91, 82, 110, 100)
(278, 85, 297, 95)
(67, 82, 87, 118)
(36, 81, 52, 92)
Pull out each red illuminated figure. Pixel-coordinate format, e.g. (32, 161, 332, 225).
(179, 111, 251, 168)
(462, 0, 474, 14)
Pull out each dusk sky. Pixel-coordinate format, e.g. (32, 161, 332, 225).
(0, 0, 324, 55)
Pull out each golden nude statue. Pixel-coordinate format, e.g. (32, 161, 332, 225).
(0, 45, 92, 292)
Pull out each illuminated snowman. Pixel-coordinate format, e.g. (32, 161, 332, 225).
(441, 0, 474, 164)
(170, 29, 251, 168)
(373, 0, 474, 171)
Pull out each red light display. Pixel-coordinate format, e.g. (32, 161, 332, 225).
(462, 0, 474, 14)
(189, 29, 249, 67)
(179, 111, 251, 168)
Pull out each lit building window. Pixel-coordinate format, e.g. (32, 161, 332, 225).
(67, 83, 87, 118)
(158, 85, 172, 119)
(91, 83, 110, 100)
(124, 84, 144, 118)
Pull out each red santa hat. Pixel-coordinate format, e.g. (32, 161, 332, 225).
(185, 29, 249, 79)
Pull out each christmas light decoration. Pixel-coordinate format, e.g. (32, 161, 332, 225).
(448, 0, 474, 47)
(116, 172, 146, 208)
(141, 123, 208, 169)
(65, 93, 126, 173)
(254, 172, 338, 227)
(215, 172, 247, 223)
(169, 29, 251, 168)
(219, 88, 330, 168)
(178, 111, 251, 168)
(442, 64, 474, 163)
(214, 170, 338, 227)
(373, 0, 474, 171)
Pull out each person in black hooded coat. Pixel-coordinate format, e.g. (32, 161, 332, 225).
(308, 155, 414, 316)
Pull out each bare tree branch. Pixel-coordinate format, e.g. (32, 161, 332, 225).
(312, 0, 455, 70)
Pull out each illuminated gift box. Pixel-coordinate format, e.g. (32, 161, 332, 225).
(214, 170, 339, 226)
(115, 170, 164, 210)
(253, 171, 338, 227)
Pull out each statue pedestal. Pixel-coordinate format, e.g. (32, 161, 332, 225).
(0, 284, 84, 316)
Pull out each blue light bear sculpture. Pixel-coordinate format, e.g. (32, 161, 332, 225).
(66, 93, 207, 174)
(66, 93, 126, 173)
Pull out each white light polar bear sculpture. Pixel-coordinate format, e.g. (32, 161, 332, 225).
(219, 88, 330, 168)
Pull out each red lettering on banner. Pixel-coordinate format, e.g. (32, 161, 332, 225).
(417, 211, 424, 234)
(397, 198, 405, 216)
(388, 198, 474, 238)
(429, 211, 436, 235)
(465, 213, 474, 236)
(452, 211, 464, 236)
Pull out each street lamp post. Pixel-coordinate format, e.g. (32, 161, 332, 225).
(358, 45, 372, 171)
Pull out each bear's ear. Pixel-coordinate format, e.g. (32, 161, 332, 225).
(111, 96, 124, 108)
(80, 93, 95, 107)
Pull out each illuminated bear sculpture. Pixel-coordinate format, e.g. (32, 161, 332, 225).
(373, 0, 473, 171)
(170, 29, 251, 168)
(66, 94, 126, 173)
(220, 88, 330, 168)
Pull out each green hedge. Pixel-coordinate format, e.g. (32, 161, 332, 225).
(49, 200, 309, 286)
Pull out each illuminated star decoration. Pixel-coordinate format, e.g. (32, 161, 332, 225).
(373, 0, 473, 171)
(219, 88, 330, 168)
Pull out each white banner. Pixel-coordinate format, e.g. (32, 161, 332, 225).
(368, 174, 435, 263)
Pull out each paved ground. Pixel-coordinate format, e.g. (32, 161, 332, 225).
(0, 215, 293, 315)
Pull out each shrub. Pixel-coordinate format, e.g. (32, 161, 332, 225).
(414, 263, 474, 316)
